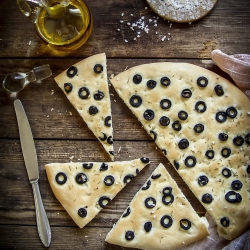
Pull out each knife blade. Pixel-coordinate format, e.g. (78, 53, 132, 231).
(14, 99, 51, 247)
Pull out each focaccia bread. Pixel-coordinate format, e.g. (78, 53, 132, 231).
(110, 62, 250, 240)
(146, 0, 217, 23)
(54, 53, 114, 160)
(105, 163, 209, 250)
(45, 158, 150, 228)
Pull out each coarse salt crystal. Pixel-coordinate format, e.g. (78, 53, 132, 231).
(125, 39, 128, 42)
(161, 36, 166, 41)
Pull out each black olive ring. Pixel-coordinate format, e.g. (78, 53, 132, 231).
(144, 197, 156, 209)
(100, 163, 108, 171)
(178, 138, 189, 149)
(99, 132, 107, 141)
(123, 174, 134, 184)
(233, 136, 244, 146)
(180, 219, 192, 230)
(104, 116, 111, 127)
(198, 175, 209, 186)
(94, 90, 105, 100)
(197, 76, 208, 87)
(174, 160, 180, 170)
(194, 124, 204, 133)
(82, 163, 93, 169)
(130, 95, 142, 107)
(104, 175, 115, 186)
(160, 215, 173, 228)
(160, 76, 171, 86)
(160, 99, 172, 110)
(140, 157, 150, 163)
(201, 193, 213, 204)
(195, 101, 207, 113)
(122, 207, 131, 217)
(216, 112, 227, 123)
(125, 231, 135, 241)
(64, 83, 73, 93)
(89, 105, 99, 115)
(226, 107, 237, 118)
(185, 156, 196, 168)
(151, 174, 161, 179)
(98, 196, 111, 208)
(225, 191, 242, 203)
(205, 150, 214, 159)
(67, 66, 78, 77)
(247, 165, 250, 174)
(142, 180, 151, 190)
(221, 147, 231, 158)
(143, 109, 155, 121)
(159, 116, 170, 127)
(162, 187, 172, 195)
(107, 136, 113, 145)
(78, 87, 90, 99)
(231, 180, 243, 191)
(133, 74, 142, 84)
(78, 208, 87, 218)
(75, 173, 88, 184)
(55, 172, 67, 185)
(144, 221, 152, 232)
(181, 89, 192, 98)
(162, 194, 174, 205)
(220, 217, 230, 227)
(214, 85, 224, 96)
(172, 121, 182, 131)
(147, 80, 157, 89)
(245, 133, 250, 145)
(219, 132, 228, 141)
(222, 168, 232, 178)
(93, 64, 103, 74)
(178, 110, 188, 120)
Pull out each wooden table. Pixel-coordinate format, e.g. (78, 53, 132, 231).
(0, 1, 249, 249)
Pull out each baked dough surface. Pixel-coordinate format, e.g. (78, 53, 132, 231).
(54, 53, 114, 160)
(110, 62, 250, 240)
(105, 163, 209, 250)
(45, 158, 149, 228)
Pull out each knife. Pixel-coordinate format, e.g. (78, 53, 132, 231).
(14, 99, 51, 247)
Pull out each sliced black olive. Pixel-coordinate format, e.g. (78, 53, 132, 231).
(231, 180, 243, 191)
(151, 173, 161, 179)
(220, 217, 230, 227)
(123, 174, 134, 184)
(94, 90, 105, 100)
(145, 197, 156, 209)
(78, 87, 90, 99)
(194, 124, 204, 133)
(67, 66, 77, 77)
(55, 172, 67, 185)
(197, 76, 208, 87)
(221, 147, 231, 158)
(82, 163, 93, 169)
(160, 99, 172, 109)
(162, 187, 172, 195)
(178, 110, 188, 120)
(125, 231, 134, 241)
(78, 208, 87, 218)
(174, 160, 180, 170)
(143, 109, 155, 121)
(181, 89, 192, 98)
(233, 135, 244, 146)
(89, 105, 98, 115)
(198, 175, 209, 186)
(245, 133, 250, 145)
(160, 76, 171, 86)
(172, 121, 182, 131)
(178, 138, 189, 149)
(93, 64, 103, 74)
(216, 112, 227, 123)
(162, 194, 174, 205)
(247, 165, 250, 174)
(201, 193, 213, 204)
(205, 150, 214, 159)
(195, 101, 207, 113)
(185, 156, 196, 168)
(133, 74, 142, 84)
(159, 116, 170, 126)
(219, 132, 228, 141)
(104, 116, 111, 127)
(214, 85, 224, 96)
(144, 222, 152, 232)
(107, 136, 113, 145)
(136, 168, 139, 174)
(104, 175, 115, 186)
(147, 80, 157, 89)
(140, 157, 150, 163)
(98, 196, 111, 208)
(226, 107, 237, 118)
(225, 191, 242, 203)
(160, 215, 173, 228)
(122, 207, 131, 217)
(130, 95, 142, 107)
(142, 180, 151, 190)
(75, 173, 88, 184)
(109, 151, 114, 156)
(222, 168, 231, 178)
(162, 149, 167, 155)
(100, 163, 108, 171)
(180, 219, 192, 230)
(64, 83, 73, 93)
(150, 130, 157, 141)
(99, 132, 107, 141)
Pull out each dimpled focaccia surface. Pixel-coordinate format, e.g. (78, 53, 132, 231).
(105, 163, 209, 250)
(110, 62, 250, 240)
(54, 53, 114, 160)
(45, 158, 149, 228)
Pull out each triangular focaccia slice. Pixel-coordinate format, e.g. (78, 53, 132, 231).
(54, 53, 114, 160)
(45, 158, 150, 228)
(105, 163, 209, 250)
(110, 62, 250, 240)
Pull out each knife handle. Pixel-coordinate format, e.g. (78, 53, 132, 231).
(31, 180, 51, 247)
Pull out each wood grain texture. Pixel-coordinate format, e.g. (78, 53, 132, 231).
(0, 0, 249, 58)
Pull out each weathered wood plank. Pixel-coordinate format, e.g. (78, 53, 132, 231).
(0, 58, 233, 140)
(0, 0, 249, 58)
(0, 139, 206, 227)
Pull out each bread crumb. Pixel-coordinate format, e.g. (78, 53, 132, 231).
(51, 108, 54, 111)
(118, 146, 122, 153)
(110, 74, 114, 79)
(69, 112, 72, 115)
